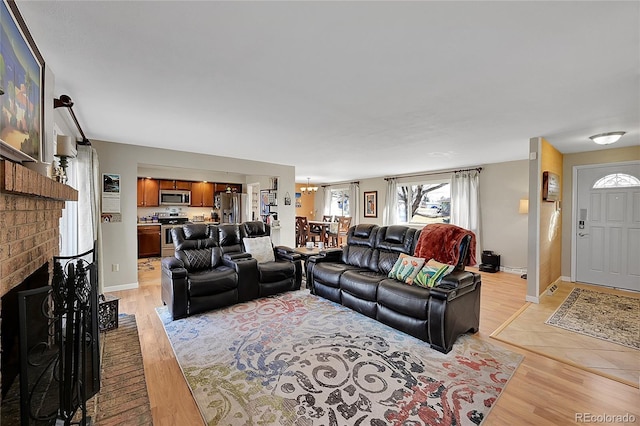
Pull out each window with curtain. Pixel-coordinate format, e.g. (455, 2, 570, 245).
(329, 188, 350, 217)
(395, 181, 450, 225)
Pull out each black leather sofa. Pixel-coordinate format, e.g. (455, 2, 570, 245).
(161, 222, 302, 320)
(306, 224, 481, 353)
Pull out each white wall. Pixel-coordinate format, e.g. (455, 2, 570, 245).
(480, 160, 529, 272)
(318, 160, 529, 271)
(93, 140, 295, 291)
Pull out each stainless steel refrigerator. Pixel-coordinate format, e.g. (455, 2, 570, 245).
(218, 193, 247, 224)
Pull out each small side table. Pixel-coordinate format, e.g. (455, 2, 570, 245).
(293, 247, 322, 289)
(98, 294, 119, 331)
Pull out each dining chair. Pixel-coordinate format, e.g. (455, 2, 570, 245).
(329, 216, 351, 247)
(295, 216, 309, 247)
(306, 219, 321, 245)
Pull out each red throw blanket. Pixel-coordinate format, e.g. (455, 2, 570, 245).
(414, 223, 477, 266)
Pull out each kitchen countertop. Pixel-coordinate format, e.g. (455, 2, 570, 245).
(137, 222, 161, 226)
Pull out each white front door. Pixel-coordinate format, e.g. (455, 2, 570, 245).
(575, 162, 640, 291)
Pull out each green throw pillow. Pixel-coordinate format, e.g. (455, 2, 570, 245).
(414, 261, 455, 288)
(388, 254, 425, 285)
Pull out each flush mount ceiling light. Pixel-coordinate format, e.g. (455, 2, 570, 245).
(589, 131, 626, 145)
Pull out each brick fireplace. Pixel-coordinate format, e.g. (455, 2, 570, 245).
(0, 159, 78, 404)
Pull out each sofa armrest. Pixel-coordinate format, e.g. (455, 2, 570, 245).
(275, 245, 294, 253)
(222, 257, 260, 301)
(162, 256, 183, 269)
(161, 257, 187, 279)
(308, 248, 343, 264)
(161, 258, 188, 320)
(223, 252, 252, 261)
(428, 271, 481, 353)
(274, 246, 302, 261)
(430, 271, 478, 300)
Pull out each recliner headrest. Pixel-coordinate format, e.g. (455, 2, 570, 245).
(375, 225, 417, 254)
(243, 221, 269, 237)
(218, 224, 242, 246)
(173, 225, 217, 251)
(353, 224, 376, 238)
(183, 224, 208, 240)
(383, 226, 407, 243)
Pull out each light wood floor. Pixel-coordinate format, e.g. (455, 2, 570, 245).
(112, 261, 639, 425)
(491, 281, 639, 388)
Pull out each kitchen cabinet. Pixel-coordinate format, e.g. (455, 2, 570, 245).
(159, 180, 192, 190)
(190, 181, 214, 207)
(138, 225, 161, 258)
(137, 178, 159, 207)
(214, 183, 242, 194)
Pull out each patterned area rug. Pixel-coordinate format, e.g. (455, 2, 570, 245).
(545, 288, 640, 350)
(157, 291, 523, 425)
(137, 257, 161, 272)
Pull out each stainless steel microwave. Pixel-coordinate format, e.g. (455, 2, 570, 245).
(159, 190, 191, 206)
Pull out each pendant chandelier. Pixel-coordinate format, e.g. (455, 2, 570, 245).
(300, 177, 318, 195)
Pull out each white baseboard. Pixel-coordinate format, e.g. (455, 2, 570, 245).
(500, 266, 527, 275)
(560, 275, 571, 282)
(103, 282, 138, 293)
(525, 295, 540, 304)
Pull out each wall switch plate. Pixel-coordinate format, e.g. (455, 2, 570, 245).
(112, 264, 119, 272)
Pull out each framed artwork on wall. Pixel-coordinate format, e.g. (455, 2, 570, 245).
(364, 191, 377, 218)
(0, 0, 45, 162)
(260, 190, 271, 216)
(542, 171, 560, 202)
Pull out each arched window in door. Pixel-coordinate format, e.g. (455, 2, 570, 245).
(592, 173, 640, 189)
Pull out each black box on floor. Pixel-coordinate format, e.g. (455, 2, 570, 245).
(479, 250, 500, 273)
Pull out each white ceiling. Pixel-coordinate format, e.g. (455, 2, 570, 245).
(16, 1, 640, 183)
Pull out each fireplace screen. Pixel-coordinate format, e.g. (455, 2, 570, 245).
(10, 246, 101, 426)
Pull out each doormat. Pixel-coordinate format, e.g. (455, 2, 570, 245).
(546, 288, 639, 350)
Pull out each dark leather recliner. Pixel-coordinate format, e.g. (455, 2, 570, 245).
(162, 221, 304, 320)
(161, 223, 258, 320)
(242, 221, 303, 296)
(307, 223, 481, 353)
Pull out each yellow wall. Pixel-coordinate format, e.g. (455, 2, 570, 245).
(295, 184, 315, 218)
(539, 138, 563, 295)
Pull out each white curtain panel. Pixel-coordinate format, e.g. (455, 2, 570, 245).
(323, 186, 332, 218)
(59, 161, 79, 257)
(383, 178, 398, 226)
(348, 182, 360, 225)
(450, 170, 481, 263)
(76, 145, 104, 293)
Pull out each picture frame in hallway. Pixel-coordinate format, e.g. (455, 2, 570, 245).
(0, 0, 45, 162)
(364, 191, 377, 218)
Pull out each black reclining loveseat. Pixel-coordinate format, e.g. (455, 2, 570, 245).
(306, 223, 481, 353)
(161, 222, 302, 320)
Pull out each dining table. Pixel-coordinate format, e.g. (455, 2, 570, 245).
(307, 220, 338, 245)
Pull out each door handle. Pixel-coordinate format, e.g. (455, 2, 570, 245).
(578, 232, 589, 237)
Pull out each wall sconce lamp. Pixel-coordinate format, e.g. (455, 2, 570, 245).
(300, 177, 318, 195)
(518, 199, 529, 214)
(54, 135, 77, 183)
(589, 131, 625, 145)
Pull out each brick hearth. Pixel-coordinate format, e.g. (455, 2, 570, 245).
(0, 159, 78, 402)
